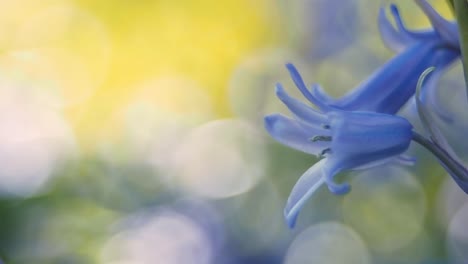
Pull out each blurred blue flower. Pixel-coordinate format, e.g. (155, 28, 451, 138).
(413, 68, 468, 194)
(264, 65, 413, 228)
(379, 0, 458, 52)
(303, 0, 459, 115)
(307, 0, 358, 60)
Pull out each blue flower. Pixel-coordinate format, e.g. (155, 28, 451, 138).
(301, 0, 459, 115)
(264, 68, 414, 228)
(379, 0, 458, 52)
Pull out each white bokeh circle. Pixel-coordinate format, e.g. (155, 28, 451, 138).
(169, 119, 267, 199)
(285, 221, 371, 264)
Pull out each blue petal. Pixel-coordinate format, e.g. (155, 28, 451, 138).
(284, 159, 326, 228)
(324, 154, 415, 194)
(419, 49, 460, 121)
(378, 5, 418, 52)
(298, 2, 458, 117)
(388, 4, 435, 42)
(389, 4, 408, 33)
(333, 41, 456, 114)
(321, 158, 350, 195)
(321, 111, 412, 188)
(413, 69, 468, 194)
(275, 83, 328, 126)
(351, 154, 415, 170)
(310, 84, 335, 105)
(329, 111, 413, 156)
(414, 0, 459, 48)
(264, 114, 329, 156)
(317, 111, 413, 195)
(285, 63, 333, 112)
(416, 68, 459, 159)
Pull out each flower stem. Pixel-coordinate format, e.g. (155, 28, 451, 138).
(412, 131, 468, 185)
(454, 0, 468, 98)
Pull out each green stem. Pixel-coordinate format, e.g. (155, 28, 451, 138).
(454, 0, 468, 97)
(412, 130, 468, 193)
(411, 131, 466, 178)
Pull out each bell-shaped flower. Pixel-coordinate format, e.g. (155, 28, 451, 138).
(301, 0, 459, 115)
(264, 71, 414, 228)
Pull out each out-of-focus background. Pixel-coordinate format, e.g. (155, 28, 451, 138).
(0, 0, 467, 263)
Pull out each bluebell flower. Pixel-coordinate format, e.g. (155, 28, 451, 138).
(379, 0, 458, 52)
(303, 0, 459, 115)
(264, 67, 413, 228)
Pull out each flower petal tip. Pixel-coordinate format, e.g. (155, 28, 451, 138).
(275, 83, 286, 97)
(264, 114, 278, 129)
(284, 208, 298, 229)
(397, 155, 417, 166)
(389, 4, 399, 16)
(285, 63, 305, 88)
(327, 182, 351, 195)
(285, 62, 296, 72)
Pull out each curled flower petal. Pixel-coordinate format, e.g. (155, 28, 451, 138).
(310, 84, 335, 105)
(390, 4, 407, 33)
(315, 41, 457, 114)
(264, 114, 329, 156)
(418, 49, 460, 121)
(388, 4, 435, 41)
(285, 63, 333, 112)
(352, 154, 415, 170)
(414, 0, 459, 47)
(275, 84, 327, 126)
(284, 159, 326, 228)
(378, 5, 409, 52)
(416, 68, 462, 162)
(322, 159, 350, 195)
(416, 68, 455, 142)
(378, 5, 427, 52)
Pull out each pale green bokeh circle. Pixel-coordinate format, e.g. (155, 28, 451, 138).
(343, 166, 426, 253)
(285, 222, 371, 264)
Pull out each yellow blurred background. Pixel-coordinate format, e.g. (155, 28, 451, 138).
(0, 1, 464, 263)
(0, 0, 283, 149)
